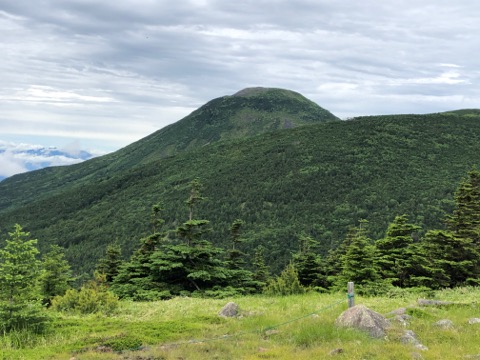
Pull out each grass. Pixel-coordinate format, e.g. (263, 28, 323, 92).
(0, 288, 479, 359)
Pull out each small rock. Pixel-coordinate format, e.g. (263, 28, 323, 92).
(390, 314, 409, 327)
(329, 348, 344, 355)
(336, 304, 389, 338)
(258, 347, 268, 352)
(417, 299, 453, 306)
(414, 344, 429, 351)
(468, 318, 480, 324)
(434, 319, 454, 329)
(400, 330, 427, 350)
(387, 307, 407, 316)
(311, 314, 320, 319)
(218, 302, 239, 317)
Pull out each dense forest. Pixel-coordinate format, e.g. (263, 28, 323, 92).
(0, 89, 479, 278)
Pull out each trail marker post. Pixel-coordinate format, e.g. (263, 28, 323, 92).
(347, 282, 355, 308)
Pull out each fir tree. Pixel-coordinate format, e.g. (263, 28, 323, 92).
(292, 234, 325, 288)
(446, 167, 480, 246)
(0, 224, 48, 332)
(415, 230, 479, 288)
(96, 242, 122, 284)
(40, 245, 74, 306)
(252, 245, 270, 287)
(375, 215, 420, 287)
(336, 220, 381, 294)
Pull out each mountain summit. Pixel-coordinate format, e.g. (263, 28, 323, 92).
(114, 87, 339, 165)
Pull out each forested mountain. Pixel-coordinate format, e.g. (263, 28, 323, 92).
(0, 88, 479, 276)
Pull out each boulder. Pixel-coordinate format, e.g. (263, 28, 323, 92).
(400, 330, 428, 351)
(433, 319, 454, 329)
(468, 318, 480, 325)
(335, 304, 389, 338)
(218, 302, 239, 317)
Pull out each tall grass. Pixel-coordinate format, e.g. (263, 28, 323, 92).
(1, 288, 479, 359)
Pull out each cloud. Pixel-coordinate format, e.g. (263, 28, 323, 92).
(0, 0, 479, 152)
(0, 141, 97, 180)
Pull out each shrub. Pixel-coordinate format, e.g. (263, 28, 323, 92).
(51, 279, 118, 315)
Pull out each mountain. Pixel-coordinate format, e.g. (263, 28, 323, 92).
(0, 89, 479, 275)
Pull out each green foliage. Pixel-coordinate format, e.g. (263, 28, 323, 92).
(101, 333, 143, 351)
(0, 98, 480, 276)
(334, 221, 383, 295)
(292, 234, 326, 288)
(96, 242, 122, 283)
(40, 244, 74, 306)
(414, 230, 478, 288)
(51, 275, 119, 315)
(375, 215, 420, 287)
(264, 262, 306, 296)
(0, 224, 48, 333)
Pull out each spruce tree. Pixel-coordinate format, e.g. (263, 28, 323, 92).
(415, 230, 478, 288)
(252, 245, 270, 288)
(336, 220, 381, 294)
(40, 245, 74, 306)
(0, 224, 48, 332)
(375, 215, 420, 287)
(96, 242, 122, 284)
(446, 167, 480, 246)
(292, 234, 325, 288)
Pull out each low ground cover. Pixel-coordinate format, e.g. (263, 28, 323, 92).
(1, 287, 479, 360)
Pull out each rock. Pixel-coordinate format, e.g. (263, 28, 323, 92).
(417, 299, 453, 306)
(218, 302, 239, 317)
(387, 307, 407, 316)
(329, 348, 344, 355)
(335, 304, 389, 338)
(400, 330, 427, 350)
(390, 314, 409, 327)
(468, 318, 480, 324)
(434, 319, 454, 329)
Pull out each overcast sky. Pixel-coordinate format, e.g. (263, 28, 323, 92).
(1, 0, 479, 157)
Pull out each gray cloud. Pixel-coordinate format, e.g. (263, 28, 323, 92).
(1, 0, 479, 161)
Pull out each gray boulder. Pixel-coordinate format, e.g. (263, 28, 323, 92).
(434, 319, 454, 329)
(400, 330, 428, 351)
(218, 302, 239, 317)
(335, 304, 389, 338)
(468, 318, 480, 325)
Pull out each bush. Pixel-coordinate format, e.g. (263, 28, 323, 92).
(264, 263, 306, 296)
(51, 280, 118, 315)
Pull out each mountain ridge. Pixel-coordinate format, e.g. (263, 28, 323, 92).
(0, 89, 480, 275)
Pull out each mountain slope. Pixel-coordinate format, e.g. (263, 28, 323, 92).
(0, 87, 338, 204)
(0, 92, 479, 275)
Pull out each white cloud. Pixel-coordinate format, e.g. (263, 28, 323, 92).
(0, 0, 478, 151)
(0, 140, 97, 180)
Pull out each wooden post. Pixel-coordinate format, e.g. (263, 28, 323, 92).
(347, 282, 355, 308)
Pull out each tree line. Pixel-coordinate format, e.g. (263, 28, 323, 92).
(1, 169, 479, 333)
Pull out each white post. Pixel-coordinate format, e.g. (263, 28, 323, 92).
(347, 282, 355, 308)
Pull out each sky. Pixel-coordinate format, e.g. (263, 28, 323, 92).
(1, 0, 479, 177)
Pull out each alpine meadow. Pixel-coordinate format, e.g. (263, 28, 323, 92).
(0, 87, 479, 359)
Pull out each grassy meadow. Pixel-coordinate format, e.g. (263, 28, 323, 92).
(1, 288, 479, 360)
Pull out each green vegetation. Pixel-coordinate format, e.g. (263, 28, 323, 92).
(0, 289, 479, 359)
(1, 109, 480, 276)
(0, 225, 48, 333)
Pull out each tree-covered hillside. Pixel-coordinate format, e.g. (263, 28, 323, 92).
(0, 94, 479, 275)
